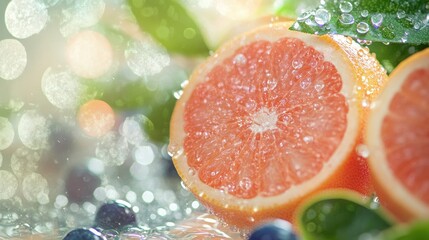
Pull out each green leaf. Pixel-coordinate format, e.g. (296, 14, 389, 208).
(299, 193, 392, 240)
(289, 0, 429, 44)
(96, 65, 186, 143)
(368, 42, 429, 74)
(376, 221, 429, 240)
(127, 0, 210, 55)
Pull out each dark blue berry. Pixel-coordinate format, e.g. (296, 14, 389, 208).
(63, 228, 105, 240)
(248, 220, 298, 240)
(65, 166, 101, 203)
(94, 200, 137, 230)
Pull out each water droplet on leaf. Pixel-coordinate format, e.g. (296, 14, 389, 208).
(356, 22, 369, 34)
(339, 13, 355, 25)
(339, 1, 353, 13)
(314, 9, 331, 26)
(371, 13, 383, 28)
(361, 10, 369, 18)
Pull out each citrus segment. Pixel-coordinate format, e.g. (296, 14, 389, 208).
(367, 48, 429, 222)
(170, 22, 387, 228)
(184, 38, 348, 199)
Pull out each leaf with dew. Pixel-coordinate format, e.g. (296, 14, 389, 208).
(288, 0, 429, 44)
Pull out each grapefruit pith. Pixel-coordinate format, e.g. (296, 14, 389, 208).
(169, 22, 387, 229)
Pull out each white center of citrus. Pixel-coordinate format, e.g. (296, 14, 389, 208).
(250, 107, 278, 133)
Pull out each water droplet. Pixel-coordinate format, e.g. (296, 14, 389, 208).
(239, 177, 252, 190)
(361, 99, 370, 108)
(371, 13, 383, 28)
(233, 53, 247, 65)
(173, 90, 183, 99)
(381, 26, 395, 39)
(370, 196, 380, 209)
(339, 1, 353, 13)
(356, 22, 369, 34)
(297, 11, 313, 21)
(314, 82, 325, 92)
(306, 209, 317, 220)
(306, 222, 317, 232)
(339, 13, 355, 25)
(356, 144, 370, 158)
(396, 10, 406, 19)
(245, 99, 257, 110)
(413, 21, 422, 30)
(361, 10, 369, 18)
(303, 136, 314, 143)
(305, 18, 317, 27)
(300, 78, 311, 89)
(292, 59, 303, 69)
(188, 168, 196, 176)
(314, 9, 331, 26)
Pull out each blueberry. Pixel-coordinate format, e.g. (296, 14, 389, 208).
(248, 219, 298, 240)
(63, 228, 106, 240)
(94, 200, 137, 230)
(65, 166, 101, 203)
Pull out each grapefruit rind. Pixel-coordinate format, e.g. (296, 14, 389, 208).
(366, 48, 429, 221)
(169, 22, 386, 228)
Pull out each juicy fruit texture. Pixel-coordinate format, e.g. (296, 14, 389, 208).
(366, 48, 429, 221)
(184, 38, 347, 199)
(384, 69, 429, 204)
(169, 22, 388, 229)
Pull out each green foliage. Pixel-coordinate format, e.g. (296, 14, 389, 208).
(299, 194, 392, 240)
(376, 221, 429, 240)
(128, 0, 210, 55)
(368, 42, 429, 73)
(287, 0, 429, 44)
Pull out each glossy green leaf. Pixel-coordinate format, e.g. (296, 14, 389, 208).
(368, 42, 429, 74)
(289, 0, 429, 44)
(376, 221, 429, 240)
(299, 195, 392, 240)
(127, 0, 210, 55)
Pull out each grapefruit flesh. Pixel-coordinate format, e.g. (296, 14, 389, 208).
(170, 22, 387, 229)
(184, 38, 347, 199)
(382, 69, 429, 205)
(366, 48, 429, 222)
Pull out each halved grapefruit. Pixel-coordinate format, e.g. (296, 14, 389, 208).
(366, 48, 429, 222)
(169, 22, 388, 229)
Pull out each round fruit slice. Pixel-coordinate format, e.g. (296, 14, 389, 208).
(366, 48, 429, 222)
(169, 22, 387, 229)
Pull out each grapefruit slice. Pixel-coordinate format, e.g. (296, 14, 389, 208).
(366, 48, 429, 222)
(169, 22, 388, 229)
